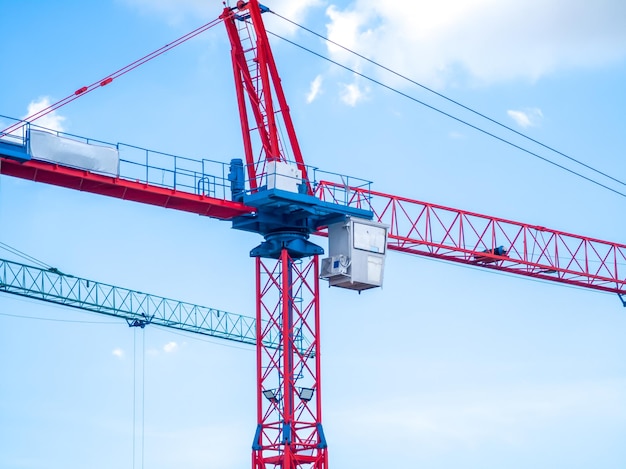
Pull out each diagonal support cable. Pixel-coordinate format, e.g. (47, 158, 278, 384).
(1, 17, 223, 139)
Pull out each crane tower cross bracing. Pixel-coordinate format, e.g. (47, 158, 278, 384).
(0, 0, 625, 468)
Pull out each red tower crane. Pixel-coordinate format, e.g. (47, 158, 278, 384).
(0, 1, 624, 468)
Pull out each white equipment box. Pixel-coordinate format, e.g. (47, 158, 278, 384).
(320, 217, 388, 291)
(266, 160, 302, 193)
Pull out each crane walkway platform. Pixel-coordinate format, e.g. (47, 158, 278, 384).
(0, 118, 254, 220)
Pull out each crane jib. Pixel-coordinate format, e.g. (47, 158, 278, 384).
(1, 132, 624, 295)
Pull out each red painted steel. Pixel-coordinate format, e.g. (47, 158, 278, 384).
(0, 157, 254, 220)
(220, 1, 312, 194)
(253, 253, 327, 469)
(316, 181, 626, 295)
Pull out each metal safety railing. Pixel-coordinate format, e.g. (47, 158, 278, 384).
(0, 115, 233, 201)
(117, 143, 232, 200)
(1, 115, 373, 211)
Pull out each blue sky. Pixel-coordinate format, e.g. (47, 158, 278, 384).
(1, 1, 626, 468)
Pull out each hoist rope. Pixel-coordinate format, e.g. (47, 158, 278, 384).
(132, 330, 136, 469)
(0, 17, 224, 139)
(141, 327, 146, 469)
(132, 327, 146, 469)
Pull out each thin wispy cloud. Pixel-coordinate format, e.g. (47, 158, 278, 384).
(507, 108, 543, 128)
(340, 82, 367, 107)
(263, 0, 324, 35)
(24, 97, 65, 132)
(323, 0, 626, 89)
(112, 348, 125, 359)
(163, 341, 178, 353)
(306, 75, 323, 103)
(1, 97, 65, 142)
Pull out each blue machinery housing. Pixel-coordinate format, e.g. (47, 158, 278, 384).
(228, 158, 373, 259)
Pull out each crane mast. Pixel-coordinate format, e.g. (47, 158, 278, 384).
(221, 2, 370, 467)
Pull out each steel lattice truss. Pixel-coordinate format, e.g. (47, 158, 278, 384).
(253, 253, 327, 468)
(0, 257, 264, 345)
(316, 181, 626, 295)
(221, 2, 311, 195)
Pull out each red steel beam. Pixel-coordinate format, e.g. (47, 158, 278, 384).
(316, 181, 626, 295)
(0, 157, 254, 220)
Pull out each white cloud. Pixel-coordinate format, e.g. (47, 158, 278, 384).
(507, 108, 543, 128)
(270, 0, 323, 21)
(323, 0, 626, 89)
(340, 81, 367, 107)
(112, 348, 125, 359)
(163, 341, 178, 353)
(306, 75, 323, 103)
(326, 5, 368, 63)
(2, 97, 65, 142)
(24, 97, 66, 133)
(263, 0, 324, 35)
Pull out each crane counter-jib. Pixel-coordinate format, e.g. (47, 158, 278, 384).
(0, 120, 255, 220)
